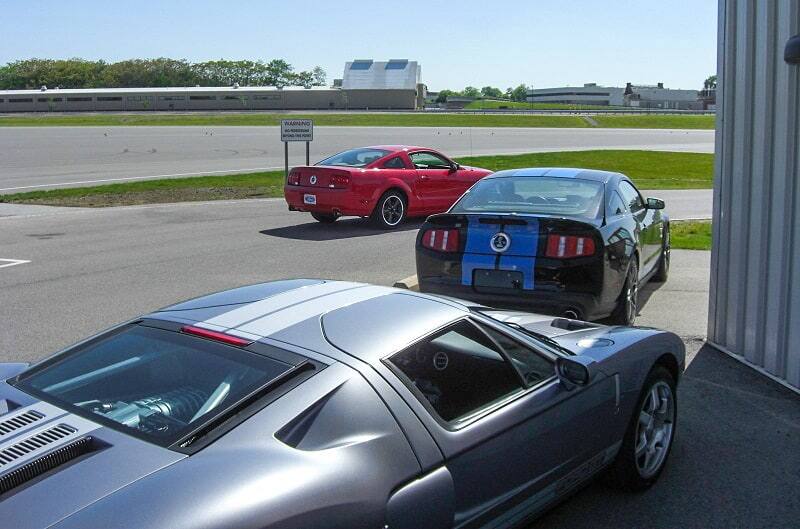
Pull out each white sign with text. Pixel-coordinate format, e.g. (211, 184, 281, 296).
(280, 119, 314, 142)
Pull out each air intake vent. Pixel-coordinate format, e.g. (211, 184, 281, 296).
(0, 410, 45, 437)
(0, 436, 94, 496)
(0, 424, 76, 467)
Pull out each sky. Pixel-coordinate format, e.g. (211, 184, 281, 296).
(0, 0, 718, 91)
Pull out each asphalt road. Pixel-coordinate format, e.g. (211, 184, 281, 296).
(0, 198, 797, 528)
(0, 126, 714, 191)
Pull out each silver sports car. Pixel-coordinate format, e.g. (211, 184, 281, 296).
(0, 279, 684, 529)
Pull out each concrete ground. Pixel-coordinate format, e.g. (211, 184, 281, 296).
(0, 126, 714, 191)
(0, 199, 796, 528)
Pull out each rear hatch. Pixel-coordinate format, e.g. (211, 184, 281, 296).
(288, 166, 352, 188)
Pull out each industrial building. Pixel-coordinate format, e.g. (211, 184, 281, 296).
(526, 82, 704, 109)
(0, 59, 425, 112)
(526, 83, 625, 106)
(709, 0, 800, 391)
(624, 83, 700, 110)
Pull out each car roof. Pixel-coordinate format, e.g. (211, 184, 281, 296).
(485, 167, 623, 184)
(364, 145, 432, 153)
(152, 280, 469, 363)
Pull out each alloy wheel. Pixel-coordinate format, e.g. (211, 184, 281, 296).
(634, 381, 675, 478)
(381, 195, 404, 226)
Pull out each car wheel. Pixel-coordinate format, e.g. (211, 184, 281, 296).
(607, 366, 677, 491)
(311, 212, 337, 223)
(609, 260, 639, 325)
(372, 190, 406, 229)
(652, 224, 670, 282)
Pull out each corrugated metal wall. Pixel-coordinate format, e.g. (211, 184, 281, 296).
(709, 0, 800, 390)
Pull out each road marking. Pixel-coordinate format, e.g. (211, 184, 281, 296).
(0, 259, 30, 269)
(0, 166, 284, 192)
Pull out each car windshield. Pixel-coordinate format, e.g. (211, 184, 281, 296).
(451, 177, 605, 219)
(14, 325, 295, 448)
(317, 148, 392, 167)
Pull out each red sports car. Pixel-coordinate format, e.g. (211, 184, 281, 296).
(284, 146, 492, 228)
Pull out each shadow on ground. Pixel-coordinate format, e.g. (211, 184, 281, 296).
(527, 343, 800, 529)
(260, 217, 423, 241)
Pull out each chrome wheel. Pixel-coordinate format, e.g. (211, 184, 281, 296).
(625, 269, 639, 325)
(634, 381, 675, 479)
(381, 195, 404, 226)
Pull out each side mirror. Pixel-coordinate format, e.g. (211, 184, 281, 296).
(449, 162, 460, 173)
(555, 356, 597, 390)
(646, 197, 665, 210)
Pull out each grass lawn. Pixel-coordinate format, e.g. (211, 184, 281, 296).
(671, 220, 712, 250)
(0, 149, 713, 207)
(0, 112, 714, 129)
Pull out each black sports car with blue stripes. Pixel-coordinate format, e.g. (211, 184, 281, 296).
(415, 168, 670, 325)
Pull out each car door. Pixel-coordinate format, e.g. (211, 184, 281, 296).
(410, 151, 462, 212)
(618, 180, 661, 277)
(380, 317, 617, 528)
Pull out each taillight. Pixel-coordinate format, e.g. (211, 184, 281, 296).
(422, 228, 460, 252)
(329, 174, 350, 189)
(288, 172, 300, 186)
(545, 234, 596, 258)
(181, 325, 253, 347)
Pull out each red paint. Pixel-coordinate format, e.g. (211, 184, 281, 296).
(283, 146, 492, 218)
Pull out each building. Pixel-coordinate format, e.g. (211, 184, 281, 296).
(624, 82, 702, 110)
(526, 83, 625, 106)
(0, 59, 425, 112)
(709, 0, 800, 391)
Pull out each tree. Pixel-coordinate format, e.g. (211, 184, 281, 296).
(311, 66, 327, 86)
(265, 59, 294, 87)
(480, 86, 503, 98)
(510, 84, 529, 102)
(703, 74, 717, 90)
(435, 89, 456, 103)
(462, 86, 480, 98)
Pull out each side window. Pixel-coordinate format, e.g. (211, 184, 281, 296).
(618, 181, 644, 213)
(386, 320, 523, 425)
(480, 325, 554, 386)
(409, 151, 451, 169)
(608, 191, 628, 216)
(382, 156, 407, 169)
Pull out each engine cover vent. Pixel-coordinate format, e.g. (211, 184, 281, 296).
(0, 436, 94, 496)
(0, 410, 45, 437)
(0, 424, 76, 467)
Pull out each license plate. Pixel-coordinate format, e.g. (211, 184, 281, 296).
(303, 194, 316, 205)
(473, 269, 524, 290)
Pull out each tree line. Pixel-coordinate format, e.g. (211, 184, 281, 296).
(0, 58, 327, 90)
(435, 84, 529, 103)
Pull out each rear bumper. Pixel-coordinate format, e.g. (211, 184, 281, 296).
(284, 185, 373, 216)
(416, 249, 614, 321)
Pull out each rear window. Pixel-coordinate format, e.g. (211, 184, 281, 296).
(14, 325, 296, 448)
(451, 177, 605, 220)
(317, 148, 392, 167)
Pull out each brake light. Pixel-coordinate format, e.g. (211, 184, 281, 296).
(545, 234, 596, 258)
(181, 325, 253, 347)
(287, 172, 300, 186)
(329, 174, 350, 189)
(422, 229, 460, 252)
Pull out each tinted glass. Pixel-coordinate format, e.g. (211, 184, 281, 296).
(410, 152, 452, 169)
(618, 181, 644, 212)
(609, 190, 627, 216)
(382, 156, 407, 169)
(451, 177, 605, 219)
(480, 325, 553, 386)
(16, 325, 293, 447)
(387, 320, 522, 425)
(318, 148, 392, 168)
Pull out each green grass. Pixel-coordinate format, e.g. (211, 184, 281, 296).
(456, 150, 713, 189)
(0, 149, 713, 207)
(0, 112, 715, 129)
(671, 220, 712, 250)
(463, 100, 617, 110)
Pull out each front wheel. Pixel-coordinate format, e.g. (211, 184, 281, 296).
(652, 223, 670, 282)
(609, 260, 639, 326)
(311, 212, 337, 223)
(371, 190, 406, 229)
(607, 366, 677, 491)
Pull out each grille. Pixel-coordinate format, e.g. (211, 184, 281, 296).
(0, 410, 44, 437)
(0, 424, 76, 467)
(0, 436, 93, 496)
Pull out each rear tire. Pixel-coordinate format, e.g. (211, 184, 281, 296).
(609, 260, 639, 326)
(607, 366, 677, 491)
(371, 190, 406, 229)
(311, 212, 337, 223)
(652, 224, 670, 282)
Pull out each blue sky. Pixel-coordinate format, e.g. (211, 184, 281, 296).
(0, 0, 718, 91)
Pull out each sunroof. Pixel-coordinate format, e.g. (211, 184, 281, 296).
(350, 60, 373, 70)
(385, 60, 409, 70)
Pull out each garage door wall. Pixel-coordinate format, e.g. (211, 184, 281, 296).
(710, 0, 800, 389)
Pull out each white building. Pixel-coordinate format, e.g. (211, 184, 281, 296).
(341, 60, 421, 90)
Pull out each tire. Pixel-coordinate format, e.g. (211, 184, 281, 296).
(609, 259, 639, 326)
(607, 366, 677, 491)
(311, 212, 337, 223)
(652, 223, 670, 282)
(371, 190, 406, 229)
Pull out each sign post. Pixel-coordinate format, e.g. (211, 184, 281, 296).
(280, 119, 314, 181)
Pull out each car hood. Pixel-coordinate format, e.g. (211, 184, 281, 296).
(0, 376, 183, 529)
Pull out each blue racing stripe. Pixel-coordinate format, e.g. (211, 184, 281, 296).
(460, 216, 540, 289)
(498, 255, 536, 290)
(461, 217, 498, 285)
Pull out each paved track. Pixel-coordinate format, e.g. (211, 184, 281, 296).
(0, 126, 714, 191)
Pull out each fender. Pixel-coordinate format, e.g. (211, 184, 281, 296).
(386, 466, 454, 529)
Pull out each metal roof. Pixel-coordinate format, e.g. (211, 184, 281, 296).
(342, 59, 421, 90)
